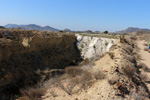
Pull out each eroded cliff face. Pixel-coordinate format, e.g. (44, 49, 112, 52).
(0, 29, 81, 98)
(76, 34, 118, 59)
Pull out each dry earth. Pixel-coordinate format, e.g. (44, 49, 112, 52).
(42, 40, 124, 100)
(138, 40, 150, 90)
(41, 38, 150, 100)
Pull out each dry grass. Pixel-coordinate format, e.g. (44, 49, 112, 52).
(19, 87, 47, 100)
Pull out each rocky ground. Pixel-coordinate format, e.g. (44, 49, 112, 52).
(37, 36, 150, 100)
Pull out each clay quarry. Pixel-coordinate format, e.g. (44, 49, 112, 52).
(0, 28, 150, 100)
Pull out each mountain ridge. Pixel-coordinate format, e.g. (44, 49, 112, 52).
(116, 27, 150, 33)
(4, 24, 59, 31)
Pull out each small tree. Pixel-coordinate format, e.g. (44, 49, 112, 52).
(59, 30, 64, 32)
(104, 30, 108, 34)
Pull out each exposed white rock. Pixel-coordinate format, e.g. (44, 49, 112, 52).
(76, 34, 118, 59)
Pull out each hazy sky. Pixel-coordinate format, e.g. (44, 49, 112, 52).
(0, 0, 150, 32)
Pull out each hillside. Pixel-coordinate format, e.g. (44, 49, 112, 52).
(116, 27, 150, 33)
(4, 24, 59, 31)
(0, 29, 80, 99)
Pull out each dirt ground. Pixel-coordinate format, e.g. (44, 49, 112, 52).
(138, 40, 150, 90)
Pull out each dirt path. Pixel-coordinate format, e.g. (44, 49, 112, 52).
(138, 40, 150, 90)
(138, 40, 150, 68)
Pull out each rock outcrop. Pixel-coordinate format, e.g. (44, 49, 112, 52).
(76, 34, 118, 59)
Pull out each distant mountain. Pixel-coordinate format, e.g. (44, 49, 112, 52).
(116, 27, 150, 33)
(4, 24, 59, 31)
(63, 29, 72, 32)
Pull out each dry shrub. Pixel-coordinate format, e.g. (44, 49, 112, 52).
(65, 66, 83, 77)
(120, 36, 128, 44)
(138, 63, 150, 72)
(122, 44, 133, 55)
(19, 87, 47, 100)
(108, 76, 119, 85)
(130, 36, 137, 40)
(56, 77, 79, 95)
(108, 52, 115, 59)
(122, 61, 136, 78)
(94, 70, 105, 80)
(144, 47, 148, 51)
(80, 58, 90, 66)
(123, 55, 135, 63)
(143, 43, 148, 46)
(80, 70, 93, 89)
(56, 69, 93, 95)
(130, 92, 146, 100)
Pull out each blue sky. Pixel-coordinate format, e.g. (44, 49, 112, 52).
(0, 0, 150, 32)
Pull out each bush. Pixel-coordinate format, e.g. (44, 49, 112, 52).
(134, 54, 141, 61)
(65, 66, 83, 77)
(56, 77, 79, 95)
(122, 44, 133, 55)
(94, 70, 105, 80)
(56, 69, 93, 95)
(19, 87, 47, 100)
(104, 30, 108, 34)
(108, 77, 118, 85)
(123, 55, 135, 63)
(122, 61, 136, 78)
(108, 52, 115, 59)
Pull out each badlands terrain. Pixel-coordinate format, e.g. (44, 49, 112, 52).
(0, 28, 150, 100)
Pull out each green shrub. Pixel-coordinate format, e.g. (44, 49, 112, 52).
(0, 26, 5, 29)
(104, 30, 108, 34)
